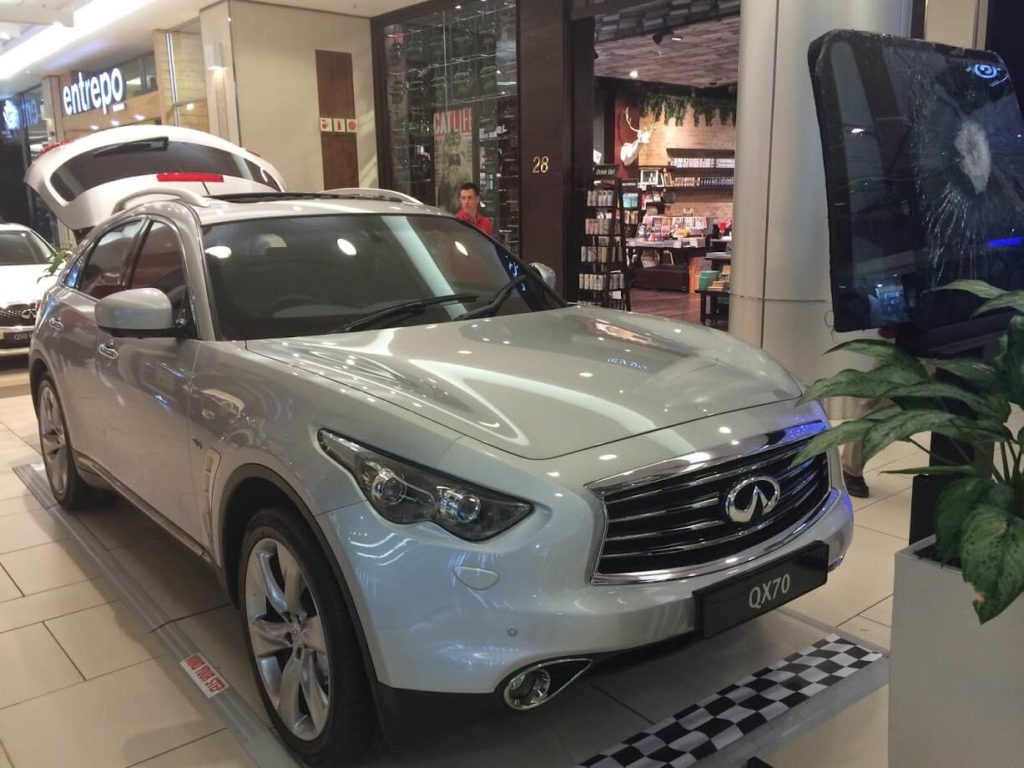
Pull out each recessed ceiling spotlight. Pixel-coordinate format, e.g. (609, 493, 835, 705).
(629, 70, 639, 79)
(672, 35, 683, 42)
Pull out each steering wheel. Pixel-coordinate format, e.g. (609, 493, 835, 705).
(266, 293, 321, 315)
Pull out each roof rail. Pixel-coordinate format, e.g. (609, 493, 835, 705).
(112, 187, 211, 214)
(324, 188, 424, 206)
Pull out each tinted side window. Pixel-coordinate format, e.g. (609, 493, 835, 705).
(129, 222, 189, 319)
(77, 220, 143, 299)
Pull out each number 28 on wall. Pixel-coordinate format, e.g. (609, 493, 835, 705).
(532, 155, 550, 174)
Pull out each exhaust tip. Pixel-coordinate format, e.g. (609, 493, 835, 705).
(502, 658, 592, 711)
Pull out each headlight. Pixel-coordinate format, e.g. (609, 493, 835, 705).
(318, 430, 533, 541)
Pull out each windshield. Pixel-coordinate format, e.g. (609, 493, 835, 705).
(201, 214, 562, 340)
(0, 230, 53, 266)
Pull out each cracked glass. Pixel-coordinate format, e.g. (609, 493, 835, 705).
(809, 30, 1024, 334)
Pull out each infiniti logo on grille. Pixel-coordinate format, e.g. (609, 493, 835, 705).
(725, 476, 782, 524)
(20, 308, 36, 322)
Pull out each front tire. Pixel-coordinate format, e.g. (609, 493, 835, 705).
(36, 376, 93, 510)
(238, 508, 377, 765)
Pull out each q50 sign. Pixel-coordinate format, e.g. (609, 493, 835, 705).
(62, 68, 126, 117)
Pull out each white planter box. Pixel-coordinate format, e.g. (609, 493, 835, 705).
(890, 536, 1024, 767)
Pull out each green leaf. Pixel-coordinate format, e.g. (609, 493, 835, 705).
(935, 478, 994, 562)
(960, 507, 1024, 623)
(798, 365, 928, 404)
(973, 291, 1024, 317)
(926, 358, 1005, 392)
(861, 411, 961, 465)
(788, 420, 876, 466)
(883, 465, 978, 477)
(890, 382, 1003, 419)
(827, 339, 925, 372)
(932, 280, 1007, 300)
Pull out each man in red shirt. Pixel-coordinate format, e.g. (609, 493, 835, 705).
(455, 183, 494, 236)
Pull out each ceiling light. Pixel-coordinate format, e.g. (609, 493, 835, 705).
(629, 70, 639, 79)
(672, 35, 683, 42)
(110, 119, 119, 126)
(0, 0, 157, 81)
(89, 124, 98, 130)
(133, 114, 145, 121)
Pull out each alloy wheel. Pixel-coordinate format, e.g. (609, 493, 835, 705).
(244, 537, 331, 741)
(39, 386, 68, 498)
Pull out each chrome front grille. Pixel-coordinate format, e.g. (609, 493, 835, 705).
(0, 304, 35, 328)
(591, 436, 831, 582)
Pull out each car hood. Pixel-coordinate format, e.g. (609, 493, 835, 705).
(0, 265, 53, 307)
(247, 307, 803, 460)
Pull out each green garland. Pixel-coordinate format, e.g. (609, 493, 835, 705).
(639, 84, 737, 127)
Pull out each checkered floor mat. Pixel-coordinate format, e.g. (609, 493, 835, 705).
(581, 634, 884, 768)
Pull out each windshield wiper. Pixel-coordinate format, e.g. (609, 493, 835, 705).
(455, 274, 530, 321)
(337, 293, 479, 333)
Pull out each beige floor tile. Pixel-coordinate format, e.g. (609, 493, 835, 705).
(132, 731, 256, 768)
(79, 502, 164, 551)
(852, 468, 912, 511)
(47, 601, 163, 679)
(0, 472, 31, 504)
(764, 685, 889, 768)
(173, 605, 268, 725)
(0, 742, 10, 768)
(862, 595, 894, 627)
(111, 538, 227, 622)
(0, 445, 40, 470)
(0, 658, 221, 768)
(0, 493, 44, 518)
(0, 507, 67, 554)
(839, 615, 892, 649)
(788, 526, 903, 627)
(0, 579, 113, 634)
(0, 623, 82, 708)
(854, 489, 911, 541)
(0, 540, 96, 595)
(0, 566, 19, 602)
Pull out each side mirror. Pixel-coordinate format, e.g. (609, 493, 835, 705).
(529, 262, 557, 290)
(96, 288, 178, 338)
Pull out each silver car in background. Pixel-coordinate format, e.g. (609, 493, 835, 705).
(27, 180, 852, 765)
(0, 223, 55, 356)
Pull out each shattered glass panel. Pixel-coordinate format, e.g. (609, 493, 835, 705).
(809, 30, 1024, 333)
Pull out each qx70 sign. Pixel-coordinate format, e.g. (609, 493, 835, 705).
(62, 68, 125, 117)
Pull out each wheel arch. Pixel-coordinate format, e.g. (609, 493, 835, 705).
(217, 464, 385, 706)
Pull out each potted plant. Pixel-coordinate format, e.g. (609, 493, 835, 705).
(793, 279, 1024, 766)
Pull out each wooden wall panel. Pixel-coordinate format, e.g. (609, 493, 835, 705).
(315, 50, 359, 189)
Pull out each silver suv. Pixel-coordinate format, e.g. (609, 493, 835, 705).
(29, 186, 852, 765)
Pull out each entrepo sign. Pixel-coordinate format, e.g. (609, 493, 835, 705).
(62, 68, 125, 116)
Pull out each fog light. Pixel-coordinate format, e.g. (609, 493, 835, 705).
(439, 489, 482, 523)
(503, 668, 552, 710)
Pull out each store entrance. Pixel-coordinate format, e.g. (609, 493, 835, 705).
(573, 0, 740, 327)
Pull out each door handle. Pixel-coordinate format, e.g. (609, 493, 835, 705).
(98, 340, 119, 360)
(48, 318, 63, 331)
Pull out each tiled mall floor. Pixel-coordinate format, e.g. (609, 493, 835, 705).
(0, 387, 917, 768)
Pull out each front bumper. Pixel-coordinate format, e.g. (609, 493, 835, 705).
(0, 325, 33, 356)
(317, 482, 853, 695)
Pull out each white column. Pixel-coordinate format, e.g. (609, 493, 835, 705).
(199, 2, 240, 144)
(729, 0, 913, 402)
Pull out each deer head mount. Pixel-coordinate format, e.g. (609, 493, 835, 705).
(620, 108, 654, 166)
